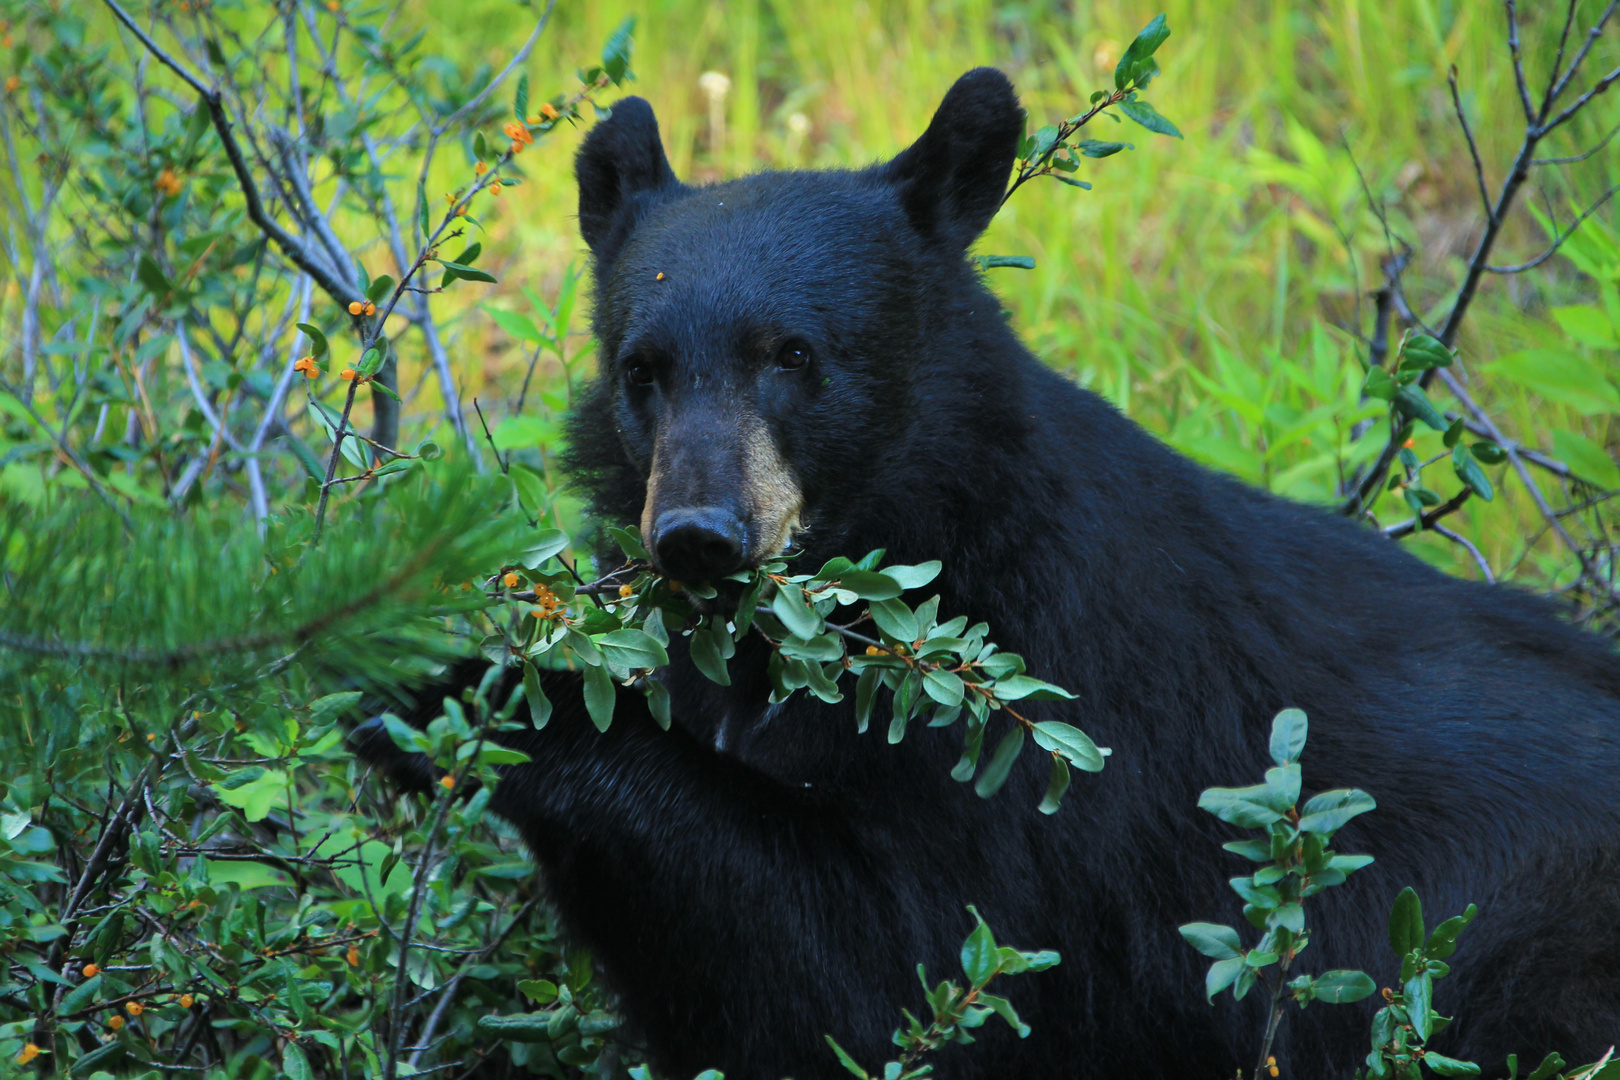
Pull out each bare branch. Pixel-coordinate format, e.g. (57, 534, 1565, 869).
(1383, 488, 1473, 539)
(1532, 117, 1620, 164)
(1504, 1, 1538, 122)
(1541, 63, 1620, 135)
(1432, 524, 1497, 583)
(1546, 0, 1581, 104)
(100, 0, 356, 310)
(1449, 67, 1494, 224)
(1545, 1, 1619, 110)
(1486, 183, 1620, 273)
(99, 0, 210, 98)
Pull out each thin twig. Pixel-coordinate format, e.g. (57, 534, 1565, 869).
(1449, 67, 1494, 224)
(1487, 183, 1620, 272)
(1504, 0, 1538, 122)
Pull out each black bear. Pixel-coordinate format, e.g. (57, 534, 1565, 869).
(357, 69, 1620, 1078)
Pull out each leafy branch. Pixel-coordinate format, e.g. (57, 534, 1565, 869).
(825, 908, 1060, 1080)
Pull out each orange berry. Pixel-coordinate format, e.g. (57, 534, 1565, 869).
(364, 301, 376, 316)
(475, 161, 487, 175)
(539, 102, 559, 120)
(125, 1001, 143, 1016)
(179, 994, 194, 1008)
(108, 1015, 124, 1031)
(146, 732, 155, 741)
(347, 300, 363, 315)
(325, 0, 338, 8)
(340, 368, 356, 381)
(865, 645, 881, 655)
(15, 1044, 39, 1065)
(1402, 437, 1415, 449)
(303, 365, 318, 380)
(509, 141, 522, 155)
(656, 272, 665, 281)
(490, 182, 503, 195)
(503, 572, 520, 588)
(346, 944, 359, 966)
(82, 963, 99, 978)
(439, 775, 455, 790)
(4, 77, 18, 93)
(618, 583, 634, 598)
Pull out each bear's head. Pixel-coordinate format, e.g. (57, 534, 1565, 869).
(566, 69, 1025, 583)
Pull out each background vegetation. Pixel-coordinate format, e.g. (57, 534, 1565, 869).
(2, 0, 1619, 1077)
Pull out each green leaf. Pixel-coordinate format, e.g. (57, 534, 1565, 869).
(514, 72, 530, 122)
(869, 597, 918, 642)
(645, 678, 672, 730)
(366, 275, 394, 303)
(1310, 969, 1376, 1004)
(601, 15, 635, 83)
(959, 908, 998, 984)
(1268, 707, 1307, 765)
(582, 662, 615, 731)
(1443, 417, 1465, 448)
(213, 769, 288, 823)
(1204, 956, 1245, 1001)
(992, 674, 1077, 702)
(922, 668, 965, 708)
(1452, 444, 1494, 501)
(1553, 430, 1620, 487)
(1424, 904, 1477, 960)
(1114, 13, 1170, 89)
(979, 990, 1032, 1037)
(485, 305, 547, 344)
(973, 724, 1025, 799)
(418, 180, 431, 240)
(976, 254, 1036, 270)
(1398, 333, 1454, 372)
(357, 347, 382, 377)
(296, 322, 329, 360)
(1394, 384, 1449, 431)
(824, 1036, 871, 1079)
(597, 628, 668, 670)
(1053, 175, 1093, 189)
(522, 660, 552, 728)
(439, 260, 498, 284)
(1423, 1054, 1481, 1077)
(833, 569, 903, 600)
(1030, 720, 1105, 771)
(1363, 365, 1398, 401)
(854, 666, 879, 734)
(1074, 139, 1132, 157)
(1178, 922, 1241, 960)
(520, 529, 569, 568)
(877, 560, 941, 589)
(1197, 784, 1284, 828)
(1389, 887, 1424, 960)
(689, 622, 732, 686)
(606, 525, 649, 560)
(476, 745, 532, 765)
(773, 583, 823, 639)
(1117, 97, 1183, 138)
(1037, 754, 1071, 814)
(1406, 971, 1433, 1039)
(1471, 440, 1507, 465)
(1297, 788, 1376, 834)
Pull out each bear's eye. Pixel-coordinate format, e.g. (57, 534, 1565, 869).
(626, 359, 657, 386)
(776, 341, 811, 372)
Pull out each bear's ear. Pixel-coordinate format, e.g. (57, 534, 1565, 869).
(881, 68, 1024, 249)
(575, 97, 680, 258)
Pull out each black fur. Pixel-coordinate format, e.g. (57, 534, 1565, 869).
(361, 69, 1620, 1079)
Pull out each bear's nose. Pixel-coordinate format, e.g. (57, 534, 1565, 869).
(652, 507, 747, 582)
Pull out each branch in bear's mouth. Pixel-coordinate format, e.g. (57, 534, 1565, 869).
(484, 541, 1107, 812)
